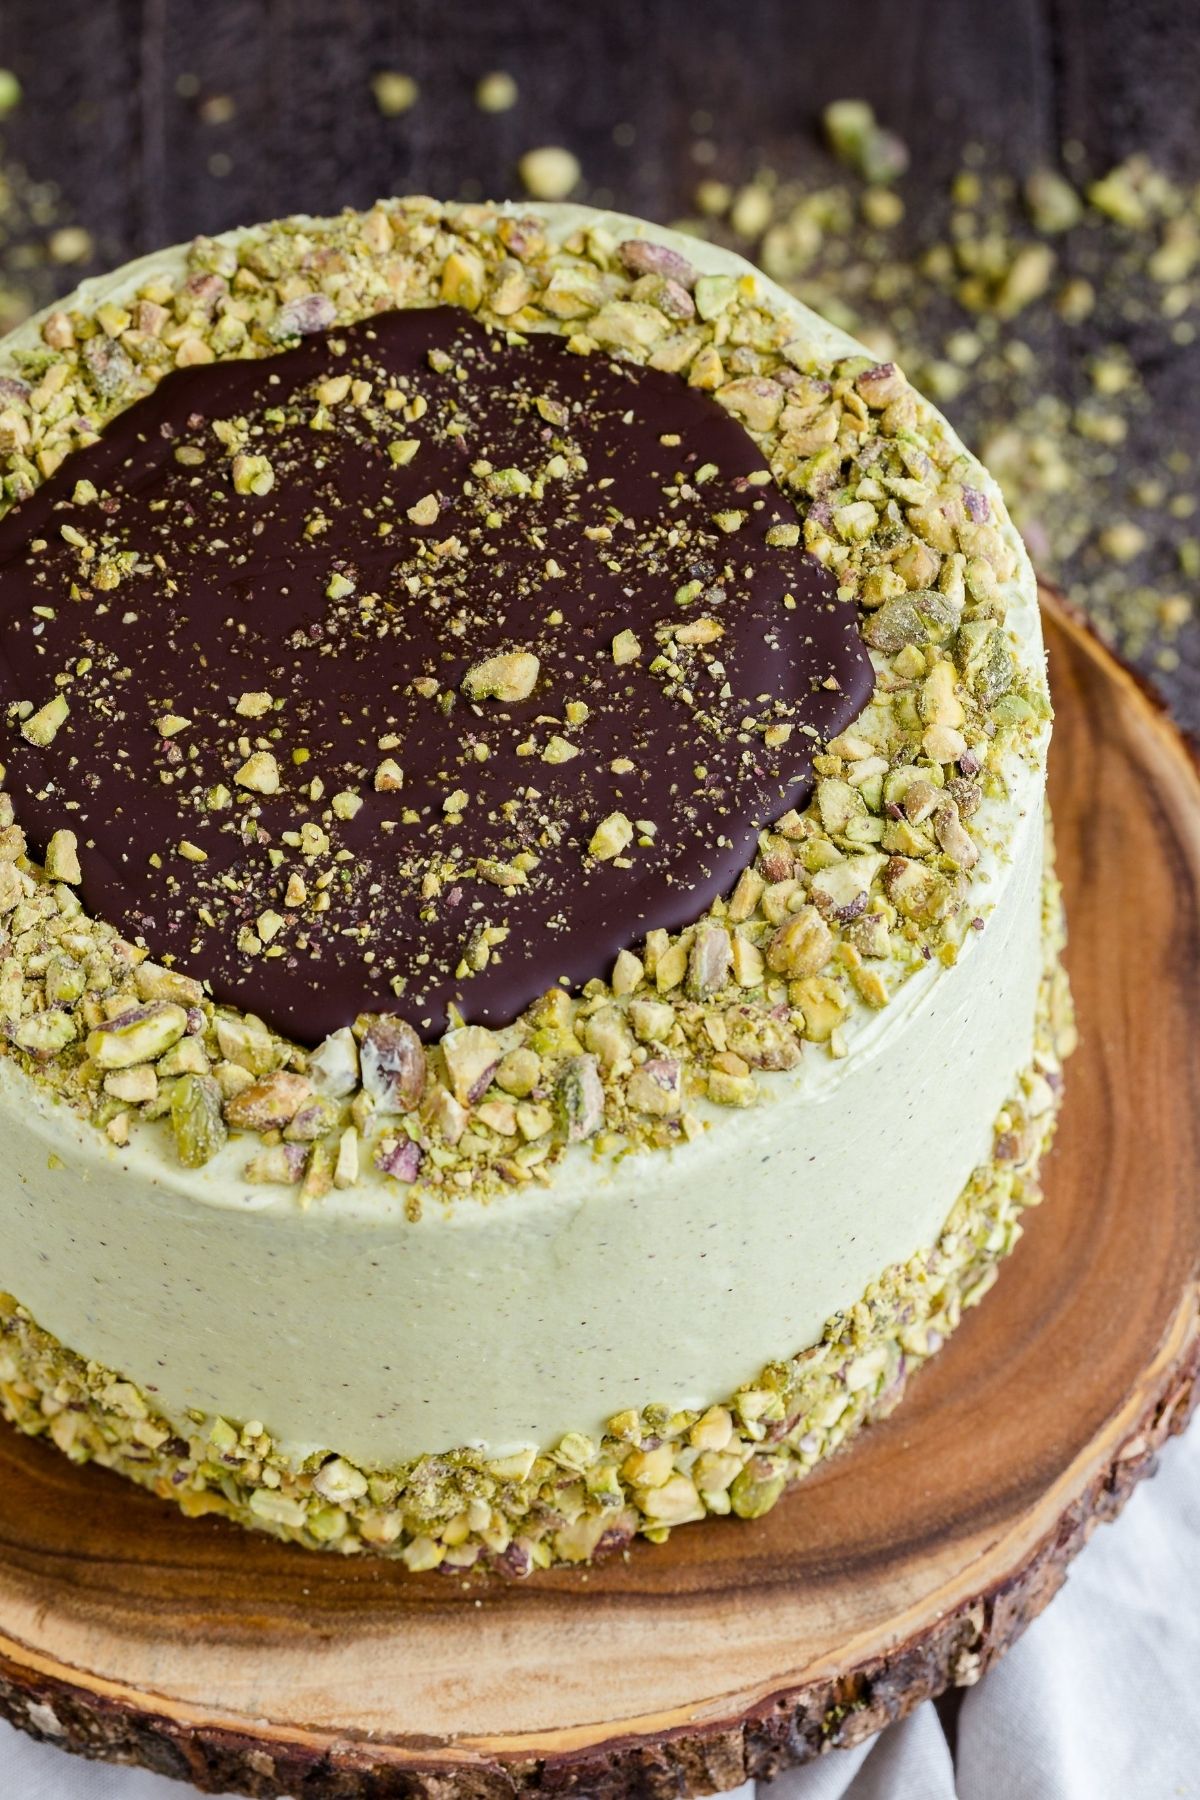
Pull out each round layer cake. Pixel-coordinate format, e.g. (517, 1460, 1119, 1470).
(0, 200, 1072, 1569)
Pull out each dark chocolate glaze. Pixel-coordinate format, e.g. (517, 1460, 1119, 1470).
(0, 308, 872, 1043)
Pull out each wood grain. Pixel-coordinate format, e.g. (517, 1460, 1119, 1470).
(0, 0, 1198, 731)
(0, 588, 1196, 1796)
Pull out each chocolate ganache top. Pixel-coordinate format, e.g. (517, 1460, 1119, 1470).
(0, 306, 872, 1043)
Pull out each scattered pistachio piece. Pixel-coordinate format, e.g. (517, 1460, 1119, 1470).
(462, 650, 540, 703)
(235, 751, 280, 795)
(44, 829, 81, 884)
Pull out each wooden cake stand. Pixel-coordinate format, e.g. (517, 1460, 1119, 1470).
(0, 590, 1197, 1797)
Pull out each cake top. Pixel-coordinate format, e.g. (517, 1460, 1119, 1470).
(0, 305, 869, 1044)
(0, 200, 1048, 1204)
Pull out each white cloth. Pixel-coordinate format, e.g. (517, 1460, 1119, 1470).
(3, 1426, 1197, 1800)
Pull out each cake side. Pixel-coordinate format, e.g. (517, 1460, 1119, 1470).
(0, 759, 1044, 1463)
(0, 201, 1059, 1551)
(0, 851, 1073, 1566)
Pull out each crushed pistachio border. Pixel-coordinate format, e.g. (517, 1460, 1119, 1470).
(0, 199, 1049, 1205)
(0, 853, 1073, 1573)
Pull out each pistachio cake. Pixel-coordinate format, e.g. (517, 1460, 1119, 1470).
(0, 200, 1072, 1571)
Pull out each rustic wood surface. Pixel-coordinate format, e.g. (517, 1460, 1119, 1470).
(0, 0, 1197, 722)
(0, 591, 1196, 1797)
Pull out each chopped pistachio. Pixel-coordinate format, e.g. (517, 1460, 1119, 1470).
(231, 453, 274, 496)
(235, 751, 280, 795)
(235, 692, 274, 719)
(20, 694, 68, 746)
(462, 650, 540, 703)
(588, 812, 634, 861)
(87, 1003, 188, 1070)
(44, 829, 81, 884)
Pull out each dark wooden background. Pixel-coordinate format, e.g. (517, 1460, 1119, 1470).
(0, 0, 1197, 723)
(0, 0, 1196, 262)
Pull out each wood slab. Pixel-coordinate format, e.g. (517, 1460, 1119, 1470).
(0, 589, 1197, 1798)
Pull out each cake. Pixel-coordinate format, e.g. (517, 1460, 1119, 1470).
(0, 200, 1072, 1571)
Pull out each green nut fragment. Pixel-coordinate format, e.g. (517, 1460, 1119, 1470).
(991, 692, 1038, 728)
(588, 811, 634, 861)
(816, 776, 866, 837)
(440, 248, 486, 311)
(639, 1471, 705, 1525)
(588, 301, 670, 353)
(863, 589, 963, 654)
(766, 906, 834, 979)
(312, 1455, 369, 1503)
(44, 828, 82, 884)
(708, 1065, 756, 1107)
(44, 955, 87, 1005)
(225, 1070, 311, 1131)
(234, 750, 280, 795)
(716, 376, 784, 433)
(171, 1073, 229, 1168)
(462, 650, 540, 703)
(694, 274, 738, 321)
(214, 1011, 277, 1074)
(687, 922, 732, 998)
(823, 98, 909, 184)
(729, 1456, 787, 1520)
(248, 1487, 309, 1528)
(230, 453, 274, 496)
(87, 1002, 189, 1070)
(133, 960, 204, 1006)
(956, 621, 1014, 706)
(13, 1009, 77, 1060)
(20, 693, 69, 746)
(833, 499, 878, 542)
(441, 1022, 502, 1106)
(1024, 168, 1083, 235)
(557, 1053, 604, 1141)
(495, 1045, 540, 1097)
